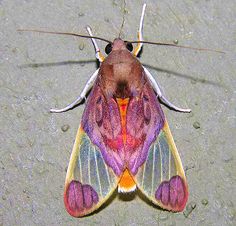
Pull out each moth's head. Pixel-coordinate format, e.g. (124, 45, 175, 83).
(105, 38, 133, 55)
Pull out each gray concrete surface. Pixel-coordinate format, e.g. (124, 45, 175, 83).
(1, 0, 236, 225)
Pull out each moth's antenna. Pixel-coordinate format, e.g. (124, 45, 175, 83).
(17, 29, 111, 43)
(118, 0, 126, 38)
(128, 40, 225, 54)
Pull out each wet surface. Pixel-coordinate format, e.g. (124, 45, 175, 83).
(1, 0, 236, 225)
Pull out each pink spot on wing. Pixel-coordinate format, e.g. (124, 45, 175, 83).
(67, 180, 83, 211)
(82, 185, 93, 209)
(169, 178, 178, 207)
(64, 180, 99, 217)
(161, 182, 170, 205)
(155, 175, 188, 212)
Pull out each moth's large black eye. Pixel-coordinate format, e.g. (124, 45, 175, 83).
(126, 42, 133, 52)
(105, 43, 112, 54)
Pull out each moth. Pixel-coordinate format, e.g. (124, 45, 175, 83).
(19, 3, 222, 218)
(54, 4, 190, 217)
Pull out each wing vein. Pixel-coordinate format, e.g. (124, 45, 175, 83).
(141, 155, 147, 188)
(88, 145, 91, 185)
(151, 144, 155, 196)
(102, 155, 111, 189)
(78, 150, 83, 183)
(94, 146, 103, 197)
(158, 140, 163, 182)
(168, 144, 171, 180)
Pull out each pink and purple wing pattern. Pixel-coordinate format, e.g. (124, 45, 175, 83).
(128, 80, 188, 212)
(81, 79, 126, 176)
(64, 127, 119, 217)
(64, 70, 188, 215)
(64, 82, 121, 217)
(134, 122, 188, 212)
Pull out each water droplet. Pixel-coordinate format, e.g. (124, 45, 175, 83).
(193, 121, 200, 129)
(201, 199, 208, 206)
(173, 39, 178, 44)
(61, 124, 70, 132)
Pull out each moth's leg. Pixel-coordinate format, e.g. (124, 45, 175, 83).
(133, 3, 146, 56)
(86, 26, 105, 62)
(143, 67, 191, 113)
(50, 69, 99, 113)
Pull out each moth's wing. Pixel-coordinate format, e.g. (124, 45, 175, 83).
(64, 78, 119, 217)
(134, 120, 188, 211)
(64, 126, 119, 217)
(80, 78, 126, 176)
(132, 82, 188, 212)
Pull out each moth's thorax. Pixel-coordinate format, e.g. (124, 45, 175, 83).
(99, 47, 146, 98)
